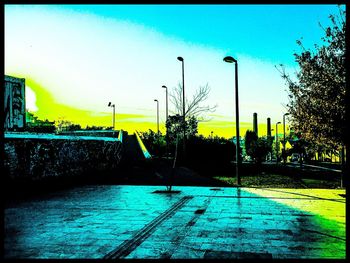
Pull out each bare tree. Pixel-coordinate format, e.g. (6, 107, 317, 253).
(169, 83, 217, 121)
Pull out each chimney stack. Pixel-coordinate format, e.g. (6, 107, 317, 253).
(253, 112, 258, 136)
(267, 117, 271, 137)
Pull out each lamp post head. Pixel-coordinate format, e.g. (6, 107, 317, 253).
(177, 56, 183, 62)
(162, 85, 167, 89)
(276, 122, 281, 125)
(108, 102, 111, 107)
(223, 56, 237, 63)
(154, 99, 158, 102)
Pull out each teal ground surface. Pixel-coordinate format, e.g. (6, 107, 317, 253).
(4, 185, 346, 259)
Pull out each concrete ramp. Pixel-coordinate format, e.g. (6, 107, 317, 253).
(121, 133, 147, 165)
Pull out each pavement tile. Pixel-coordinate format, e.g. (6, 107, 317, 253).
(4, 185, 346, 259)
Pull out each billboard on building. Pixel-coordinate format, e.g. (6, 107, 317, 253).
(4, 75, 26, 130)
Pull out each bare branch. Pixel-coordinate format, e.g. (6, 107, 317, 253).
(169, 82, 217, 120)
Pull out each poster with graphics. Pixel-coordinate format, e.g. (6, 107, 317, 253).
(4, 75, 26, 130)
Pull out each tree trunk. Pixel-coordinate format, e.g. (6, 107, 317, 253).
(340, 145, 345, 188)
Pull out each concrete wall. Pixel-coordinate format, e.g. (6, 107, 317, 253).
(4, 132, 123, 181)
(4, 75, 26, 131)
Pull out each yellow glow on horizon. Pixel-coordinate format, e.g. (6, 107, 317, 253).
(198, 121, 275, 139)
(21, 77, 153, 132)
(15, 77, 290, 139)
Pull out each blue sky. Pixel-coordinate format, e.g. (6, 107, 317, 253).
(5, 4, 344, 137)
(59, 4, 339, 64)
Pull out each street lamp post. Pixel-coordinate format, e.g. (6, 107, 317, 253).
(108, 102, 115, 130)
(162, 85, 168, 125)
(154, 99, 159, 135)
(270, 128, 274, 161)
(224, 56, 241, 185)
(162, 85, 169, 158)
(283, 113, 290, 164)
(276, 121, 281, 164)
(177, 56, 186, 159)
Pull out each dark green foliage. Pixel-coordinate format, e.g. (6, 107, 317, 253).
(139, 128, 235, 170)
(85, 125, 107, 130)
(65, 124, 82, 131)
(245, 130, 272, 164)
(277, 7, 345, 149)
(185, 135, 235, 169)
(25, 122, 56, 133)
(139, 129, 166, 157)
(25, 111, 56, 133)
(245, 130, 258, 158)
(165, 114, 198, 142)
(286, 133, 310, 164)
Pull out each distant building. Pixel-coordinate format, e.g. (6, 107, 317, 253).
(26, 111, 56, 133)
(4, 75, 26, 131)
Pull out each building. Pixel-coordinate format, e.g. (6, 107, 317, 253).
(4, 75, 26, 131)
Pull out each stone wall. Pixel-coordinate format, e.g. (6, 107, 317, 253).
(4, 133, 123, 181)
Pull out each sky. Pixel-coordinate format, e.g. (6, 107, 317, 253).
(5, 4, 344, 138)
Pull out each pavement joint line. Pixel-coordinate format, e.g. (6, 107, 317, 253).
(300, 228, 346, 241)
(195, 195, 345, 203)
(255, 188, 346, 203)
(103, 195, 194, 259)
(160, 197, 212, 259)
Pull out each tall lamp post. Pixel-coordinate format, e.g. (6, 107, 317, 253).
(276, 121, 281, 164)
(283, 113, 290, 164)
(177, 56, 186, 159)
(162, 85, 168, 125)
(154, 99, 159, 135)
(224, 55, 241, 186)
(162, 85, 169, 157)
(108, 102, 115, 130)
(270, 128, 274, 161)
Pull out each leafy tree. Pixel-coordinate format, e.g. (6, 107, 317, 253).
(66, 123, 81, 131)
(277, 7, 345, 149)
(55, 119, 83, 132)
(85, 125, 107, 130)
(245, 130, 258, 158)
(165, 114, 198, 142)
(244, 130, 272, 164)
(139, 129, 165, 157)
(186, 135, 235, 171)
(25, 110, 55, 133)
(288, 134, 309, 166)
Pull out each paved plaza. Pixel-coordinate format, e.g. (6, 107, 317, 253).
(4, 185, 346, 259)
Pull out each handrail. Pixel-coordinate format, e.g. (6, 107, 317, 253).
(135, 130, 152, 159)
(118, 130, 123, 142)
(4, 132, 119, 142)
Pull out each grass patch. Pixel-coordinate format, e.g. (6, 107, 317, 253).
(214, 173, 307, 188)
(301, 179, 340, 189)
